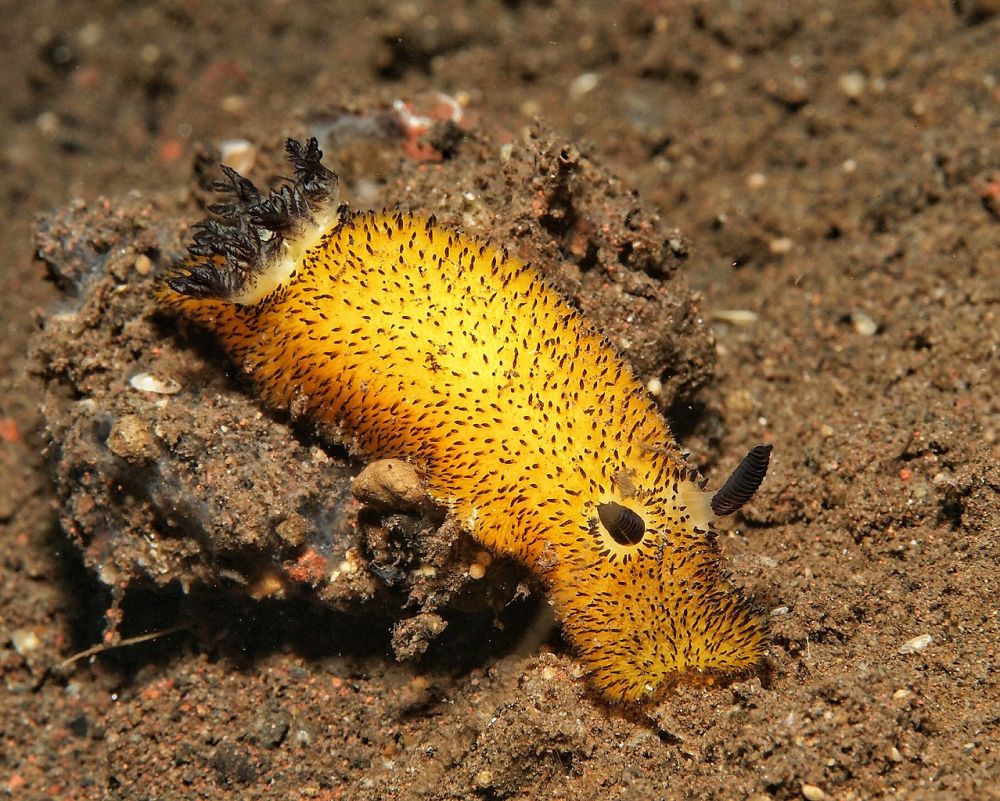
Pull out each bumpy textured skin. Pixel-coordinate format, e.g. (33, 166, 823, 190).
(158, 150, 766, 702)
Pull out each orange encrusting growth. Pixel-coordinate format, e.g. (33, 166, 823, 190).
(158, 149, 767, 702)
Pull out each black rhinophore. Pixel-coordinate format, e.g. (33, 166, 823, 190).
(710, 444, 772, 517)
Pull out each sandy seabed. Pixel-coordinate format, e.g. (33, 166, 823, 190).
(1, 2, 997, 799)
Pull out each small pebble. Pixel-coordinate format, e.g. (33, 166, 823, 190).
(36, 111, 59, 137)
(11, 629, 41, 656)
(352, 459, 427, 511)
(133, 254, 153, 276)
(568, 72, 600, 100)
(889, 746, 904, 762)
(221, 95, 248, 114)
(898, 633, 932, 654)
(253, 707, 291, 749)
(838, 71, 867, 99)
(770, 606, 790, 617)
(850, 310, 879, 336)
(801, 783, 826, 801)
(276, 515, 309, 548)
(769, 237, 794, 255)
(77, 21, 103, 48)
(106, 414, 158, 462)
(248, 570, 286, 600)
(468, 563, 486, 580)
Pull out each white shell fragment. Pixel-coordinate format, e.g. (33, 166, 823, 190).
(569, 72, 600, 100)
(850, 310, 879, 336)
(129, 372, 182, 395)
(218, 138, 258, 175)
(710, 309, 759, 326)
(898, 633, 933, 655)
(801, 783, 826, 801)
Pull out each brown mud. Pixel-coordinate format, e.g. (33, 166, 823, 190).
(1, 2, 997, 799)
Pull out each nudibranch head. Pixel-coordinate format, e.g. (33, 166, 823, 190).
(541, 454, 769, 702)
(596, 501, 646, 546)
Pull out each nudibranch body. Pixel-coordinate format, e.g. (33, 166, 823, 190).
(158, 139, 770, 702)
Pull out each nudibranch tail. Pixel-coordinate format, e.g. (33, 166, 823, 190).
(157, 139, 771, 703)
(163, 138, 341, 305)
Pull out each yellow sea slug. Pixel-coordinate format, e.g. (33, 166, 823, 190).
(158, 139, 772, 702)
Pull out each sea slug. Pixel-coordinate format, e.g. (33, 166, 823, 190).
(157, 138, 771, 702)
